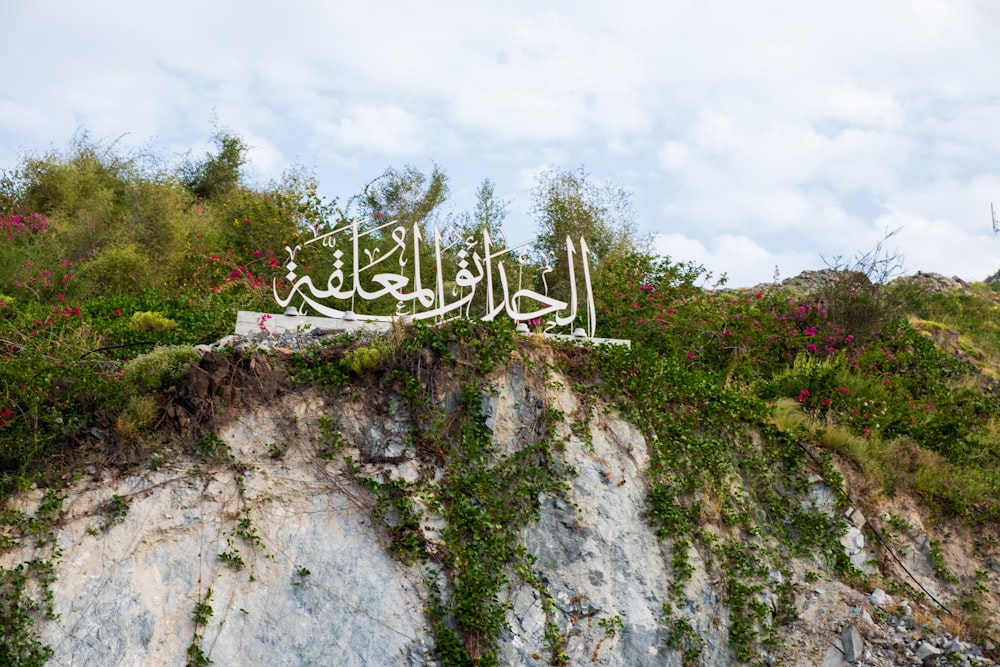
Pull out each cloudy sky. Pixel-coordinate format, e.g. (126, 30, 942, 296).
(2, 0, 999, 287)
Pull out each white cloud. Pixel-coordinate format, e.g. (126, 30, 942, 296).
(656, 141, 691, 172)
(810, 82, 902, 128)
(655, 232, 817, 287)
(1, 0, 999, 290)
(314, 105, 459, 157)
(241, 135, 287, 184)
(870, 208, 999, 281)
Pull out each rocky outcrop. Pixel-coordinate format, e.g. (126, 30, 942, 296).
(891, 271, 972, 295)
(775, 269, 872, 296)
(3, 391, 433, 666)
(748, 269, 974, 298)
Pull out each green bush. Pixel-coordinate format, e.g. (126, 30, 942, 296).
(76, 244, 152, 297)
(128, 311, 177, 334)
(179, 130, 247, 201)
(817, 271, 902, 347)
(124, 345, 200, 392)
(13, 137, 136, 262)
(344, 345, 383, 375)
(0, 293, 15, 318)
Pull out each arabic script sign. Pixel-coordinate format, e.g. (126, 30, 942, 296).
(273, 218, 596, 336)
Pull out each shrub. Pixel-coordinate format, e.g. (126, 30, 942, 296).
(179, 130, 247, 200)
(1, 211, 51, 242)
(128, 311, 177, 334)
(198, 167, 335, 284)
(817, 271, 902, 347)
(0, 293, 15, 318)
(13, 136, 136, 262)
(344, 345, 383, 375)
(765, 353, 848, 401)
(117, 394, 159, 439)
(123, 345, 200, 392)
(76, 243, 152, 297)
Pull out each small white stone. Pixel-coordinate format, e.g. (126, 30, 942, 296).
(869, 588, 890, 606)
(915, 642, 943, 661)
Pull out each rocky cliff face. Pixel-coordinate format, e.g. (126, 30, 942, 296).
(3, 388, 432, 665)
(1, 334, 998, 666)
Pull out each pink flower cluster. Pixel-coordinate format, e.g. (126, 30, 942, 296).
(2, 212, 50, 241)
(227, 264, 265, 289)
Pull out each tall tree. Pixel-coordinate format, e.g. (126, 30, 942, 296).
(457, 178, 508, 243)
(179, 130, 248, 201)
(448, 179, 515, 317)
(328, 165, 453, 316)
(530, 167, 651, 300)
(358, 164, 448, 233)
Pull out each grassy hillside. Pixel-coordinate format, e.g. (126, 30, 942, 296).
(2, 137, 1000, 663)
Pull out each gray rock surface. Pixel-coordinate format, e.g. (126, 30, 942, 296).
(842, 624, 864, 663)
(3, 394, 432, 667)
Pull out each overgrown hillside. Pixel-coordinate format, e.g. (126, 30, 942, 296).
(2, 137, 1000, 665)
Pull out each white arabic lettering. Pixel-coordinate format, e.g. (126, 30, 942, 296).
(272, 219, 596, 333)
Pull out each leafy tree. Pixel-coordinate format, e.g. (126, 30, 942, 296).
(13, 134, 136, 259)
(206, 166, 337, 258)
(446, 179, 516, 318)
(456, 178, 508, 243)
(15, 135, 132, 219)
(533, 167, 650, 255)
(529, 167, 659, 335)
(318, 164, 452, 317)
(179, 130, 247, 200)
(357, 163, 448, 232)
(0, 169, 17, 215)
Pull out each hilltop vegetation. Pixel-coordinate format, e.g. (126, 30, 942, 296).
(2, 134, 1000, 663)
(0, 133, 667, 498)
